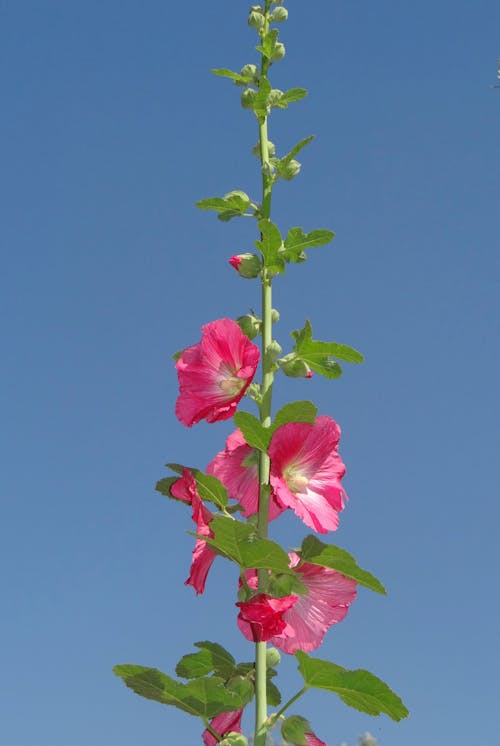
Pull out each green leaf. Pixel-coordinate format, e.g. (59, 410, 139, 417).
(176, 642, 236, 680)
(233, 411, 271, 452)
(256, 29, 279, 60)
(253, 77, 272, 119)
(267, 571, 307, 598)
(164, 464, 228, 509)
(226, 675, 255, 707)
(283, 228, 334, 263)
(280, 136, 315, 167)
(300, 536, 386, 595)
(196, 191, 252, 221)
(255, 219, 285, 273)
(211, 68, 248, 85)
(291, 320, 363, 378)
(281, 87, 308, 105)
(296, 651, 409, 722)
(271, 400, 318, 435)
(201, 515, 293, 573)
(113, 666, 243, 718)
(267, 678, 282, 707)
(155, 476, 179, 500)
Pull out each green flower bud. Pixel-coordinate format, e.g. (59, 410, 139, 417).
(236, 314, 262, 340)
(241, 87, 257, 109)
(270, 6, 288, 22)
(252, 140, 276, 158)
(266, 646, 281, 668)
(281, 715, 310, 745)
(280, 158, 301, 180)
(229, 252, 262, 279)
(271, 308, 280, 323)
(279, 354, 313, 378)
(267, 340, 283, 362)
(240, 63, 259, 82)
(248, 6, 265, 30)
(268, 88, 284, 107)
(272, 42, 286, 61)
(220, 734, 248, 746)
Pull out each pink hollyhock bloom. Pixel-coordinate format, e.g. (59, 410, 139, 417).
(175, 318, 260, 427)
(202, 708, 244, 746)
(207, 429, 284, 521)
(170, 469, 216, 594)
(268, 416, 347, 534)
(236, 593, 298, 642)
(239, 553, 356, 654)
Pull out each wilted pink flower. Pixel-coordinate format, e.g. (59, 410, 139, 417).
(236, 593, 298, 642)
(207, 429, 284, 521)
(239, 553, 356, 654)
(269, 416, 347, 533)
(202, 708, 244, 746)
(170, 469, 216, 594)
(175, 318, 260, 427)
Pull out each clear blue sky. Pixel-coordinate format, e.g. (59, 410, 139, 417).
(1, 2, 499, 745)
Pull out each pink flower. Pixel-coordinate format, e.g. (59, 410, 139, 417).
(239, 554, 356, 654)
(170, 469, 216, 594)
(202, 708, 244, 746)
(236, 593, 298, 642)
(175, 318, 260, 427)
(269, 416, 347, 534)
(207, 429, 284, 521)
(305, 734, 327, 746)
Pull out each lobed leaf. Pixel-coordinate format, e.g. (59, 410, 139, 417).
(291, 320, 364, 378)
(283, 228, 334, 263)
(201, 515, 292, 573)
(296, 651, 409, 722)
(255, 219, 285, 273)
(113, 665, 243, 719)
(300, 535, 386, 595)
(233, 411, 271, 452)
(196, 191, 252, 221)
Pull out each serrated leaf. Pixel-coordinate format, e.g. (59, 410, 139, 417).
(201, 515, 292, 573)
(281, 88, 308, 105)
(296, 651, 409, 722)
(283, 228, 334, 263)
(176, 642, 236, 680)
(113, 665, 243, 719)
(300, 536, 386, 595)
(233, 411, 270, 452)
(291, 320, 363, 379)
(164, 464, 228, 509)
(271, 400, 318, 434)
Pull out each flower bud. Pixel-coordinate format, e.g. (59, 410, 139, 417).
(266, 646, 281, 668)
(241, 87, 257, 109)
(236, 314, 262, 340)
(240, 63, 259, 82)
(279, 354, 313, 378)
(270, 6, 288, 22)
(252, 140, 276, 158)
(220, 734, 248, 746)
(268, 88, 284, 107)
(266, 340, 283, 362)
(229, 252, 262, 279)
(272, 42, 286, 61)
(271, 308, 280, 323)
(248, 6, 265, 30)
(280, 158, 301, 180)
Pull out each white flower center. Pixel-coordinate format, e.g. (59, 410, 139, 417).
(283, 465, 309, 493)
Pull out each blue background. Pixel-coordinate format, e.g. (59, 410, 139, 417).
(1, 1, 499, 744)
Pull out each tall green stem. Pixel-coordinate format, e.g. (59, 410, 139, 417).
(255, 5, 274, 746)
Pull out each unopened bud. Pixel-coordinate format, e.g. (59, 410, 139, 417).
(241, 87, 257, 109)
(248, 6, 265, 30)
(266, 646, 281, 667)
(240, 63, 259, 81)
(267, 340, 283, 362)
(270, 6, 288, 22)
(268, 89, 284, 107)
(229, 253, 262, 279)
(271, 308, 280, 323)
(252, 140, 276, 158)
(280, 158, 301, 180)
(279, 354, 313, 378)
(272, 42, 286, 61)
(236, 314, 262, 340)
(220, 734, 248, 746)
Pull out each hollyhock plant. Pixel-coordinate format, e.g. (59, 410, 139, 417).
(202, 709, 244, 746)
(237, 553, 356, 654)
(175, 318, 260, 427)
(170, 469, 217, 594)
(207, 429, 284, 520)
(269, 416, 347, 534)
(281, 715, 327, 746)
(236, 593, 298, 642)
